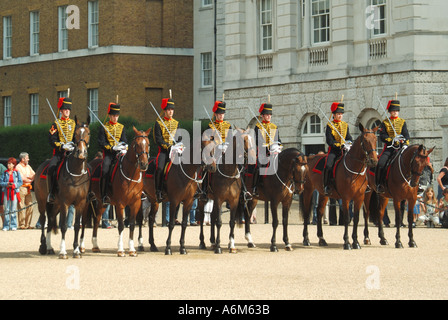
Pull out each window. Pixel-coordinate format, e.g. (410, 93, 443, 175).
(367, 118, 384, 155)
(260, 0, 273, 52)
(58, 6, 68, 52)
(311, 0, 330, 44)
(301, 114, 325, 155)
(302, 114, 322, 135)
(88, 89, 99, 123)
(3, 16, 12, 59)
(30, 11, 39, 55)
(370, 0, 386, 36)
(3, 96, 11, 127)
(88, 1, 99, 48)
(202, 0, 212, 6)
(201, 52, 212, 87)
(30, 94, 39, 125)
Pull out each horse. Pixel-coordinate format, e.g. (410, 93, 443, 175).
(195, 128, 256, 253)
(35, 117, 91, 259)
(363, 144, 434, 248)
(237, 147, 308, 252)
(301, 124, 379, 250)
(81, 126, 150, 257)
(137, 136, 217, 255)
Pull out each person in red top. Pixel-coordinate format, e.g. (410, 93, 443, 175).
(0, 158, 23, 231)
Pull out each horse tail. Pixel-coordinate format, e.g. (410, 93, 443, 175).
(299, 192, 312, 223)
(368, 190, 380, 224)
(45, 203, 59, 235)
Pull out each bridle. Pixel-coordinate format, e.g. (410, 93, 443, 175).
(399, 146, 427, 186)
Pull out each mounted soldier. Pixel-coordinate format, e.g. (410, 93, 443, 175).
(323, 101, 353, 195)
(200, 100, 232, 200)
(375, 99, 410, 193)
(153, 97, 182, 203)
(247, 101, 282, 198)
(47, 97, 76, 204)
(98, 102, 128, 205)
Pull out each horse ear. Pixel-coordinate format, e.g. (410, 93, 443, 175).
(75, 115, 79, 126)
(145, 127, 151, 136)
(372, 125, 379, 132)
(133, 126, 139, 135)
(427, 146, 435, 155)
(87, 114, 91, 126)
(358, 122, 364, 132)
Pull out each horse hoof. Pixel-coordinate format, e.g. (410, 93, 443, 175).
(214, 247, 222, 254)
(270, 246, 278, 252)
(409, 241, 417, 248)
(137, 245, 145, 252)
(165, 248, 172, 255)
(318, 239, 328, 247)
(39, 245, 47, 255)
(199, 243, 207, 250)
(47, 249, 55, 255)
(150, 246, 159, 252)
(303, 239, 311, 247)
(128, 251, 138, 257)
(180, 248, 187, 255)
(364, 239, 371, 245)
(352, 242, 361, 250)
(229, 248, 237, 254)
(59, 254, 68, 259)
(117, 251, 126, 257)
(343, 244, 352, 250)
(73, 253, 82, 259)
(285, 244, 293, 251)
(395, 242, 403, 249)
(380, 239, 389, 245)
(80, 247, 86, 253)
(92, 247, 101, 253)
(247, 242, 256, 248)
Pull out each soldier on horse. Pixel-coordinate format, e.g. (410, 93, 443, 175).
(375, 99, 410, 193)
(47, 97, 76, 204)
(97, 102, 128, 205)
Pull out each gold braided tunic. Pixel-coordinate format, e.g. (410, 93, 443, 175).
(154, 117, 179, 150)
(49, 118, 76, 151)
(381, 117, 409, 145)
(255, 121, 278, 147)
(102, 122, 125, 151)
(208, 120, 231, 143)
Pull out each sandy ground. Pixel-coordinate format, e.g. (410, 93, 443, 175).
(1, 198, 447, 301)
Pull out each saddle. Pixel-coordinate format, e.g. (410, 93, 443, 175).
(91, 156, 120, 184)
(312, 154, 343, 177)
(144, 157, 173, 181)
(39, 158, 66, 180)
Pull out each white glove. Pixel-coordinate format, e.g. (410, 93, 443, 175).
(62, 142, 75, 151)
(270, 142, 283, 154)
(343, 140, 352, 152)
(217, 142, 229, 154)
(113, 143, 128, 152)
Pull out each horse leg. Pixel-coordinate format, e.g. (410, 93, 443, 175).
(197, 200, 207, 250)
(282, 200, 293, 251)
(244, 200, 257, 248)
(148, 202, 159, 252)
(136, 205, 144, 252)
(116, 205, 126, 257)
(59, 205, 68, 259)
(91, 204, 104, 253)
(339, 199, 351, 250)
(301, 187, 313, 246)
(45, 203, 57, 255)
(270, 202, 279, 252)
(72, 203, 83, 258)
(377, 196, 389, 245)
(38, 211, 47, 255)
(228, 199, 239, 254)
(407, 199, 417, 248)
(179, 202, 191, 255)
(212, 201, 223, 254)
(165, 202, 177, 255)
(351, 200, 362, 249)
(394, 200, 404, 248)
(317, 195, 329, 246)
(127, 203, 140, 257)
(363, 192, 371, 245)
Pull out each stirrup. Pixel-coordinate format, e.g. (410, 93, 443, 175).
(324, 185, 331, 196)
(102, 195, 111, 205)
(243, 191, 253, 201)
(47, 193, 55, 204)
(376, 184, 385, 194)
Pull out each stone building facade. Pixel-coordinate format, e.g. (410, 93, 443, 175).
(0, 0, 193, 126)
(194, 0, 448, 169)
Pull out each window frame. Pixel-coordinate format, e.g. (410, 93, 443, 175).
(58, 6, 68, 52)
(260, 0, 273, 53)
(370, 0, 387, 37)
(88, 1, 99, 48)
(3, 96, 12, 127)
(88, 88, 99, 123)
(30, 94, 39, 125)
(200, 52, 213, 88)
(30, 11, 40, 56)
(3, 16, 12, 59)
(311, 0, 330, 44)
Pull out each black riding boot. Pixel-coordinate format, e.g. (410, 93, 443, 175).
(46, 166, 57, 204)
(155, 169, 164, 203)
(323, 166, 332, 195)
(251, 169, 260, 198)
(375, 166, 385, 194)
(101, 175, 111, 205)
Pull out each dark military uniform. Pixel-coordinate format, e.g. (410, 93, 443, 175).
(375, 100, 410, 193)
(248, 103, 282, 197)
(98, 103, 127, 204)
(323, 102, 353, 195)
(153, 98, 180, 202)
(47, 97, 76, 203)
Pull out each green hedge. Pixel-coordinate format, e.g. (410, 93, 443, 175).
(0, 116, 209, 170)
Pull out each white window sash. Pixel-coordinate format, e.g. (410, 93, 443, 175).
(58, 6, 68, 52)
(88, 1, 99, 48)
(3, 16, 12, 59)
(30, 11, 40, 55)
(30, 94, 39, 125)
(89, 89, 99, 122)
(4, 96, 11, 127)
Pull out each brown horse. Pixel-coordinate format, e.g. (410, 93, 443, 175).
(363, 144, 434, 248)
(301, 124, 379, 250)
(238, 148, 308, 252)
(35, 117, 90, 259)
(195, 128, 256, 253)
(81, 126, 150, 257)
(137, 136, 217, 254)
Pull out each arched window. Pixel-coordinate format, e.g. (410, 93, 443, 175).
(301, 114, 325, 155)
(366, 118, 383, 155)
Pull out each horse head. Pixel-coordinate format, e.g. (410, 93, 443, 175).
(234, 126, 257, 167)
(291, 152, 308, 194)
(132, 126, 151, 171)
(73, 115, 90, 160)
(408, 144, 435, 188)
(201, 138, 217, 173)
(358, 123, 379, 167)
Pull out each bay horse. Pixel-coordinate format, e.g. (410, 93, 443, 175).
(35, 117, 90, 259)
(137, 136, 217, 255)
(238, 148, 308, 252)
(195, 128, 256, 253)
(301, 124, 378, 250)
(363, 144, 434, 248)
(81, 127, 150, 257)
